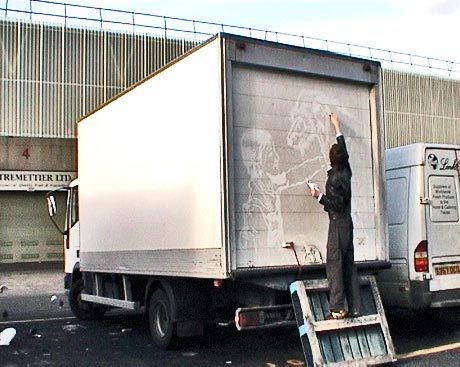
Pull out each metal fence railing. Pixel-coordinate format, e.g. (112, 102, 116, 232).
(2, 0, 460, 78)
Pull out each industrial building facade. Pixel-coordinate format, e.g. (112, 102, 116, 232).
(1, 17, 459, 265)
(0, 18, 197, 264)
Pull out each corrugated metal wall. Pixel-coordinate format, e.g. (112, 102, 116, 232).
(0, 19, 197, 138)
(383, 69, 460, 148)
(2, 18, 460, 148)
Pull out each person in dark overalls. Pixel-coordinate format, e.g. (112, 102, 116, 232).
(310, 113, 361, 320)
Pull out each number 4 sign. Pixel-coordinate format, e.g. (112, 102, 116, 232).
(22, 148, 30, 159)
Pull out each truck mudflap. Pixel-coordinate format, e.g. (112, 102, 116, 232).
(235, 304, 296, 331)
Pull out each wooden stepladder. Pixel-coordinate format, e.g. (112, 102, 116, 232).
(290, 276, 396, 366)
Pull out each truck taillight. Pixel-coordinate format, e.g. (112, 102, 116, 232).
(235, 305, 295, 331)
(414, 240, 428, 273)
(235, 311, 260, 329)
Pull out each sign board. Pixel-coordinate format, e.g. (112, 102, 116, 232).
(0, 171, 76, 191)
(429, 175, 459, 222)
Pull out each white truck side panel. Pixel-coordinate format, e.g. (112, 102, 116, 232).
(78, 39, 224, 274)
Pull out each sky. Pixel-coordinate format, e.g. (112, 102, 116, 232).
(3, 0, 460, 66)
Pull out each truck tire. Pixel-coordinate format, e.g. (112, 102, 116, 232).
(69, 279, 106, 320)
(148, 289, 178, 349)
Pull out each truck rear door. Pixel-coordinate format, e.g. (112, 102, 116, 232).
(232, 65, 381, 268)
(425, 148, 460, 292)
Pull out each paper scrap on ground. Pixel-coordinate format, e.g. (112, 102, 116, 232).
(0, 327, 17, 346)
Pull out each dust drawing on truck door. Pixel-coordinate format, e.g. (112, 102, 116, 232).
(234, 67, 376, 267)
(238, 89, 337, 253)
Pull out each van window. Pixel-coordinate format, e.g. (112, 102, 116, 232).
(429, 175, 459, 222)
(387, 177, 407, 225)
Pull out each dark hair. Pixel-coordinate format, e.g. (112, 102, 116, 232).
(329, 144, 345, 168)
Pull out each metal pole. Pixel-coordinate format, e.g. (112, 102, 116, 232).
(193, 20, 196, 43)
(132, 12, 135, 33)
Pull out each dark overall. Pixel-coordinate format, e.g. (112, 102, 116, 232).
(319, 135, 360, 314)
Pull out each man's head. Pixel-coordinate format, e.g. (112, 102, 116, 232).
(329, 143, 345, 168)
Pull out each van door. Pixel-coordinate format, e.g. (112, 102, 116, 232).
(425, 148, 460, 292)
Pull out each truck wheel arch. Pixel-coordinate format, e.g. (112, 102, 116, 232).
(145, 278, 178, 322)
(71, 262, 81, 285)
(145, 277, 208, 344)
(144, 277, 208, 322)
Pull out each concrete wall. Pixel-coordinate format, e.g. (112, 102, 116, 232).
(0, 137, 76, 171)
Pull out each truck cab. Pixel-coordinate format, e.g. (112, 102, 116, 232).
(47, 179, 80, 293)
(48, 179, 109, 320)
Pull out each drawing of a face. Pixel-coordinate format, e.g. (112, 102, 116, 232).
(241, 130, 280, 178)
(287, 90, 330, 157)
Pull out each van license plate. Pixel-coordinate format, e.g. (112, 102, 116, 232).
(434, 264, 460, 276)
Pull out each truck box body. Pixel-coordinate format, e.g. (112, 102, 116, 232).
(379, 143, 460, 309)
(78, 34, 387, 279)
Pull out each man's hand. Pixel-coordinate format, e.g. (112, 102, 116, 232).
(310, 187, 320, 198)
(329, 113, 342, 135)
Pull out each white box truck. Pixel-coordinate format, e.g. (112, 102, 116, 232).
(47, 33, 388, 348)
(378, 143, 460, 311)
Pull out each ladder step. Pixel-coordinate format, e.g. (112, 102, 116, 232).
(314, 314, 382, 332)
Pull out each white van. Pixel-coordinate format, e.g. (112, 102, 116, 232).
(378, 143, 460, 310)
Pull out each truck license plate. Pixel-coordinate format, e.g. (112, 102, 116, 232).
(434, 263, 460, 276)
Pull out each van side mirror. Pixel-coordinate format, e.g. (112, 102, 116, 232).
(47, 195, 57, 217)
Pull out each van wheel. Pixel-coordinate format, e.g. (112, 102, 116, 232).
(69, 279, 106, 320)
(148, 289, 178, 349)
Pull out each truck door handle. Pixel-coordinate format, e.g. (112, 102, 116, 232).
(420, 197, 430, 205)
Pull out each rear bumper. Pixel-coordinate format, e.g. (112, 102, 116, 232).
(411, 280, 460, 309)
(232, 260, 390, 279)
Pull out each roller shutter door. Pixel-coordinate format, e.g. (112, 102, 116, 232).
(0, 192, 66, 264)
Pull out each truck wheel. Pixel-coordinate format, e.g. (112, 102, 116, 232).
(148, 289, 178, 349)
(69, 279, 105, 320)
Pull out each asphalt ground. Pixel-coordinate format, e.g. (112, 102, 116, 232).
(0, 263, 63, 297)
(2, 265, 460, 366)
(0, 264, 71, 321)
